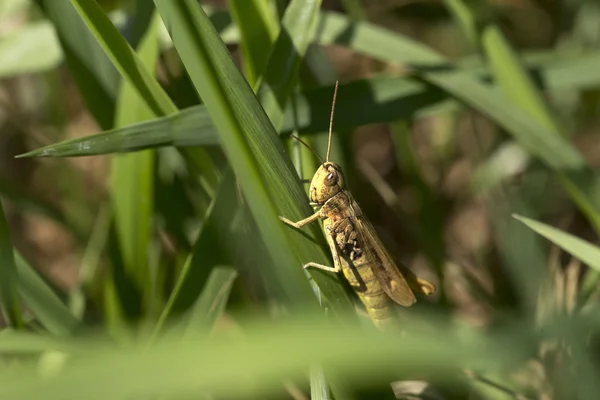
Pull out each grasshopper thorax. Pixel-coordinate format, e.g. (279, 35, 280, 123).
(309, 162, 345, 204)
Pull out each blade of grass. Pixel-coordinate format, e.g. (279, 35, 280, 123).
(109, 11, 160, 311)
(0, 312, 535, 399)
(0, 200, 22, 328)
(153, 0, 347, 310)
(228, 0, 279, 88)
(15, 252, 79, 336)
(256, 0, 323, 130)
(315, 11, 600, 237)
(17, 76, 449, 157)
(33, 0, 120, 129)
(181, 266, 238, 337)
(152, 170, 238, 336)
(66, 0, 217, 179)
(514, 214, 600, 296)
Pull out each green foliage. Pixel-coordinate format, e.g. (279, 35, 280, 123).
(2, 0, 600, 399)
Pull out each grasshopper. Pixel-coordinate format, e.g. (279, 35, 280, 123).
(280, 81, 435, 330)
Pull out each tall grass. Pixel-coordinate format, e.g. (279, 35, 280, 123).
(1, 0, 600, 399)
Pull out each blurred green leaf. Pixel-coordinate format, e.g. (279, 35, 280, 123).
(33, 0, 120, 129)
(181, 266, 238, 337)
(0, 312, 534, 399)
(445, 0, 600, 237)
(0, 21, 62, 78)
(257, 0, 323, 130)
(153, 170, 237, 335)
(228, 0, 278, 88)
(514, 214, 600, 287)
(15, 252, 79, 336)
(0, 201, 22, 328)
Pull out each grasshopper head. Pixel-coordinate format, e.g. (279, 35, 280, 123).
(309, 162, 345, 204)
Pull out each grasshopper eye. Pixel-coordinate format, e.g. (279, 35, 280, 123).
(324, 172, 338, 186)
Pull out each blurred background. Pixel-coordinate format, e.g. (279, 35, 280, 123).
(2, 0, 600, 398)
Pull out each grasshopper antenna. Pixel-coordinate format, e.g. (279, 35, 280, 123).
(326, 80, 339, 163)
(290, 134, 324, 165)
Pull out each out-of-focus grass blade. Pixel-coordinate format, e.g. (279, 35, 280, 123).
(0, 201, 22, 328)
(339, 0, 366, 21)
(314, 13, 581, 169)
(0, 313, 534, 399)
(153, 170, 237, 336)
(33, 0, 119, 129)
(445, 0, 600, 235)
(15, 252, 79, 336)
(153, 0, 349, 311)
(110, 12, 160, 308)
(181, 266, 238, 337)
(514, 214, 600, 293)
(17, 77, 448, 157)
(310, 365, 332, 400)
(68, 0, 175, 117)
(69, 205, 112, 318)
(228, 0, 278, 88)
(0, 179, 84, 242)
(0, 21, 62, 78)
(445, 0, 562, 132)
(316, 11, 600, 236)
(256, 0, 323, 130)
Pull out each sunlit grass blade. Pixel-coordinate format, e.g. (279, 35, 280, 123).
(17, 76, 448, 157)
(0, 201, 22, 328)
(154, 0, 352, 311)
(228, 0, 278, 88)
(15, 252, 79, 336)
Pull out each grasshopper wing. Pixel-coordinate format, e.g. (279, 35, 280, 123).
(353, 212, 418, 307)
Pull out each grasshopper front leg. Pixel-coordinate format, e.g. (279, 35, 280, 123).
(279, 209, 322, 230)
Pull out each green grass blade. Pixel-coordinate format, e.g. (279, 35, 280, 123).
(513, 214, 600, 298)
(0, 201, 22, 328)
(315, 13, 583, 169)
(153, 0, 350, 311)
(228, 0, 278, 88)
(0, 313, 534, 399)
(110, 12, 160, 305)
(257, 0, 323, 130)
(153, 170, 238, 335)
(181, 266, 238, 337)
(513, 214, 600, 272)
(33, 0, 120, 129)
(315, 11, 600, 235)
(339, 0, 366, 21)
(68, 0, 176, 116)
(17, 76, 448, 157)
(15, 252, 79, 336)
(445, 0, 562, 133)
